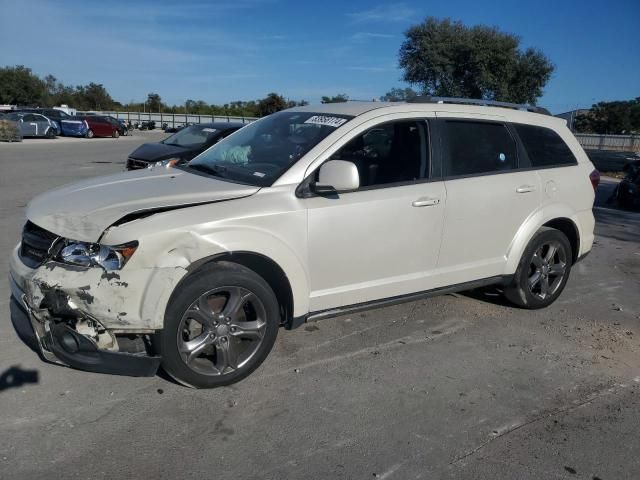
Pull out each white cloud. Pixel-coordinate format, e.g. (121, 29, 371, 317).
(348, 3, 417, 23)
(350, 32, 396, 41)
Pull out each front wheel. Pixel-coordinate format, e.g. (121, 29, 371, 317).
(85, 129, 94, 138)
(46, 127, 56, 139)
(156, 262, 280, 388)
(504, 227, 572, 309)
(112, 129, 120, 138)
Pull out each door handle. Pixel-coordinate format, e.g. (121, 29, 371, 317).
(516, 185, 536, 193)
(412, 197, 440, 207)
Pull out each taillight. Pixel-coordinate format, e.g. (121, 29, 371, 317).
(589, 169, 600, 191)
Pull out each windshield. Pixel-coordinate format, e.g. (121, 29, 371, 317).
(188, 111, 352, 186)
(163, 125, 223, 148)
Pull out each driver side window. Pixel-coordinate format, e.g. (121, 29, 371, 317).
(330, 119, 429, 189)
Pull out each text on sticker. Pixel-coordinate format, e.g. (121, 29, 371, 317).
(304, 116, 348, 128)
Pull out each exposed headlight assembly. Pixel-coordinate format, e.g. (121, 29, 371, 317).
(58, 241, 138, 271)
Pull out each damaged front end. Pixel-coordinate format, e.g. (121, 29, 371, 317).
(9, 283, 160, 377)
(9, 222, 162, 377)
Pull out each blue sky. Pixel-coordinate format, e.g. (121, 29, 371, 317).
(2, 0, 638, 113)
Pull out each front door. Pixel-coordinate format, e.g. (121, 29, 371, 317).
(305, 118, 446, 312)
(21, 114, 38, 136)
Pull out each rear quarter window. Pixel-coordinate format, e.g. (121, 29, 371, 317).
(514, 124, 577, 167)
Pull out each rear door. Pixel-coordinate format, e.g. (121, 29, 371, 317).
(93, 117, 112, 136)
(33, 114, 51, 136)
(435, 114, 541, 285)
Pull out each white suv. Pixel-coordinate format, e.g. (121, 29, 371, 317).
(9, 98, 596, 388)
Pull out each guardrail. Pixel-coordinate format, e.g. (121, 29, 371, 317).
(77, 111, 258, 129)
(575, 133, 639, 152)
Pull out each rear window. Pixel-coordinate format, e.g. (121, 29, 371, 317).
(443, 120, 517, 177)
(514, 124, 577, 167)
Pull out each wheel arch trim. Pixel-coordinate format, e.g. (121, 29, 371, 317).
(505, 205, 583, 274)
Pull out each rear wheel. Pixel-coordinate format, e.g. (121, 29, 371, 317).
(112, 129, 120, 138)
(85, 129, 94, 139)
(504, 227, 572, 309)
(157, 262, 280, 388)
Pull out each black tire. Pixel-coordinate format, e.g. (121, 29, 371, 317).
(504, 227, 572, 309)
(156, 262, 280, 388)
(46, 127, 56, 139)
(85, 129, 94, 139)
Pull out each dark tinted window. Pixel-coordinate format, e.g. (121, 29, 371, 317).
(443, 121, 516, 176)
(514, 124, 577, 167)
(330, 120, 429, 188)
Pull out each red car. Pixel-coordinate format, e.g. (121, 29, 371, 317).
(82, 115, 121, 138)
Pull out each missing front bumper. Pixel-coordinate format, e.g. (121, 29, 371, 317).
(9, 280, 161, 378)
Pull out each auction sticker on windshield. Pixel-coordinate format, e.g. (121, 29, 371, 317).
(304, 116, 348, 128)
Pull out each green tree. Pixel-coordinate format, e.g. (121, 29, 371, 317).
(380, 87, 417, 102)
(321, 94, 349, 103)
(146, 92, 163, 112)
(399, 18, 554, 104)
(575, 98, 640, 134)
(256, 92, 288, 116)
(75, 83, 116, 110)
(0, 65, 46, 105)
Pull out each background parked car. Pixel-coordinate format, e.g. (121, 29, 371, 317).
(81, 115, 121, 138)
(59, 117, 89, 137)
(4, 112, 57, 138)
(15, 108, 71, 135)
(126, 122, 243, 170)
(615, 160, 640, 210)
(103, 116, 130, 136)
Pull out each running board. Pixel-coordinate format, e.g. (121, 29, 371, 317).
(287, 275, 511, 329)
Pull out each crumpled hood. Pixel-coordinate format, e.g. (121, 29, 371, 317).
(26, 167, 260, 242)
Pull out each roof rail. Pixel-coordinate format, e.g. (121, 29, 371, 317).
(407, 96, 551, 115)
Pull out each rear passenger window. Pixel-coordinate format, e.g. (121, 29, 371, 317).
(443, 121, 516, 177)
(514, 124, 577, 167)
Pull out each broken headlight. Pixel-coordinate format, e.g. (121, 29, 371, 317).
(57, 241, 138, 271)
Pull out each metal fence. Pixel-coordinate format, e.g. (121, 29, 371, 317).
(78, 111, 258, 129)
(574, 133, 640, 152)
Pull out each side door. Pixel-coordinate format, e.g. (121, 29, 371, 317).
(304, 115, 447, 312)
(21, 114, 38, 136)
(435, 114, 541, 285)
(94, 117, 112, 136)
(33, 114, 51, 136)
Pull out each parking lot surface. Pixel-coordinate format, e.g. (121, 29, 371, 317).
(1, 136, 639, 479)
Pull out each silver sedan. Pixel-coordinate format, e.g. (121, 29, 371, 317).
(5, 112, 57, 138)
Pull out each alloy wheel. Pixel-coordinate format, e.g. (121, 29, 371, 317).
(527, 241, 567, 300)
(176, 286, 267, 376)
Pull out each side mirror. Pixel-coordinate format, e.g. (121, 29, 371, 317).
(314, 160, 359, 193)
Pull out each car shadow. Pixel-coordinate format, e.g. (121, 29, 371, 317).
(0, 365, 39, 392)
(460, 286, 513, 307)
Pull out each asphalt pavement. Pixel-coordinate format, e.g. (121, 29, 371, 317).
(0, 135, 639, 479)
